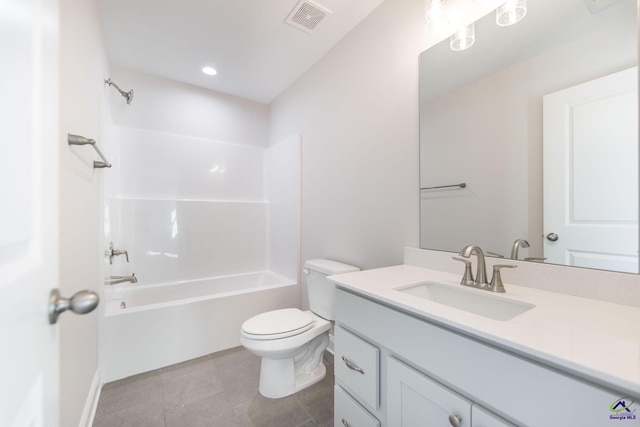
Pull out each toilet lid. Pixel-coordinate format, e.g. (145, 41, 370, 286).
(242, 308, 314, 340)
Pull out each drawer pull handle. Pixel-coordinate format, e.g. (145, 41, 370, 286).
(449, 414, 462, 427)
(342, 418, 350, 427)
(342, 356, 365, 375)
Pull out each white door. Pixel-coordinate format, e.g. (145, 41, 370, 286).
(543, 67, 638, 273)
(0, 1, 60, 426)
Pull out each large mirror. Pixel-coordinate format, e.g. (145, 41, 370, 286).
(419, 0, 638, 273)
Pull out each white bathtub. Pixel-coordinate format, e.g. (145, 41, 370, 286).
(100, 271, 300, 382)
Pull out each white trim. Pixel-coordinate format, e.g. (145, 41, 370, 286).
(327, 333, 335, 355)
(79, 370, 102, 427)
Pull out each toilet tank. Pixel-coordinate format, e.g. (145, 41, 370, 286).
(304, 259, 359, 320)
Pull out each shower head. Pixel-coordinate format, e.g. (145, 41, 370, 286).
(105, 78, 134, 105)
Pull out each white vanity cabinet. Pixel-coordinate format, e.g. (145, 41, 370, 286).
(387, 356, 513, 427)
(334, 325, 381, 426)
(334, 287, 632, 426)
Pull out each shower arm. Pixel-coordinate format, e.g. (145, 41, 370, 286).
(105, 78, 134, 104)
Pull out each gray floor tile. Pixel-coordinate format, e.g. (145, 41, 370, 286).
(164, 391, 238, 427)
(295, 368, 335, 425)
(161, 357, 225, 409)
(96, 370, 163, 417)
(233, 394, 311, 427)
(94, 347, 335, 427)
(92, 400, 165, 427)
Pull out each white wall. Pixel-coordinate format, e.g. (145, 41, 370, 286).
(108, 67, 269, 146)
(59, 0, 109, 425)
(269, 0, 424, 305)
(266, 134, 302, 282)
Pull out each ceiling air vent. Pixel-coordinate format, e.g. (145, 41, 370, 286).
(286, 0, 332, 33)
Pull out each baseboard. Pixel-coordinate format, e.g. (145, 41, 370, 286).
(79, 370, 102, 427)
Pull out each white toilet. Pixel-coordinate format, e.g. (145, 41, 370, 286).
(240, 259, 359, 398)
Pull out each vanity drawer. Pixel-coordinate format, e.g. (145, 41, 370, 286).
(335, 325, 380, 409)
(334, 385, 380, 427)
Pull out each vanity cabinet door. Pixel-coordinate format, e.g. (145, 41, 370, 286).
(388, 357, 472, 427)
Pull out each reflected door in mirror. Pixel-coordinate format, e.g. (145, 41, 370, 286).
(543, 67, 638, 273)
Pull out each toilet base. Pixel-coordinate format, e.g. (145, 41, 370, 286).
(258, 333, 329, 399)
(259, 359, 326, 399)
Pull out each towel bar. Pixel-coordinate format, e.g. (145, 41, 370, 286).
(68, 133, 111, 168)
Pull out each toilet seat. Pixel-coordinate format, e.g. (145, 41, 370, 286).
(241, 308, 314, 340)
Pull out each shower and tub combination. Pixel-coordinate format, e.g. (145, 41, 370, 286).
(100, 125, 301, 382)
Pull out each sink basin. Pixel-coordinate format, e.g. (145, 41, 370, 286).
(394, 282, 534, 321)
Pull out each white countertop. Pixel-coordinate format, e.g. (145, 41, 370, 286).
(329, 264, 640, 398)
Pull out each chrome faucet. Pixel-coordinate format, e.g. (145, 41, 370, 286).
(458, 245, 518, 293)
(510, 239, 530, 260)
(106, 242, 129, 264)
(105, 274, 137, 285)
(459, 245, 488, 287)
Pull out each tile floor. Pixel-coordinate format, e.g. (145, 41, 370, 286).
(92, 347, 334, 427)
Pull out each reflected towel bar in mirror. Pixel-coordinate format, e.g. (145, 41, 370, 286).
(421, 182, 466, 191)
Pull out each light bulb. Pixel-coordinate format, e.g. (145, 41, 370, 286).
(496, 0, 527, 26)
(450, 23, 475, 51)
(425, 0, 449, 34)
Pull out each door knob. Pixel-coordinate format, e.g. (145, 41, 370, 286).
(48, 289, 99, 325)
(546, 233, 559, 242)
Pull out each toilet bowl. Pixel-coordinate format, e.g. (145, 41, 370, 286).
(240, 259, 359, 399)
(241, 308, 330, 398)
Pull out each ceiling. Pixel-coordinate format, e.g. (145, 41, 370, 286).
(97, 0, 386, 104)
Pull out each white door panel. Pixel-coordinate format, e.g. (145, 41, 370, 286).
(543, 67, 638, 273)
(0, 0, 60, 426)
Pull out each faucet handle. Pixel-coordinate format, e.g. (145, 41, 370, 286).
(106, 242, 129, 264)
(452, 257, 475, 287)
(488, 264, 517, 293)
(118, 249, 130, 263)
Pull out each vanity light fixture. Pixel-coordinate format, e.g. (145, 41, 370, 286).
(496, 0, 527, 26)
(202, 66, 217, 76)
(425, 0, 449, 34)
(450, 23, 475, 51)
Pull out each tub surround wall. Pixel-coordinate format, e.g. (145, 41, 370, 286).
(266, 134, 302, 282)
(105, 127, 274, 284)
(109, 126, 265, 200)
(108, 199, 268, 284)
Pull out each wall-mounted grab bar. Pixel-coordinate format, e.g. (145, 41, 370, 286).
(421, 182, 466, 191)
(68, 134, 111, 168)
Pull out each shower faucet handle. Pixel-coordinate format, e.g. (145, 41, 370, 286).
(106, 242, 129, 264)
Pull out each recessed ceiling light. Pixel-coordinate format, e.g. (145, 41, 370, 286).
(202, 66, 217, 76)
